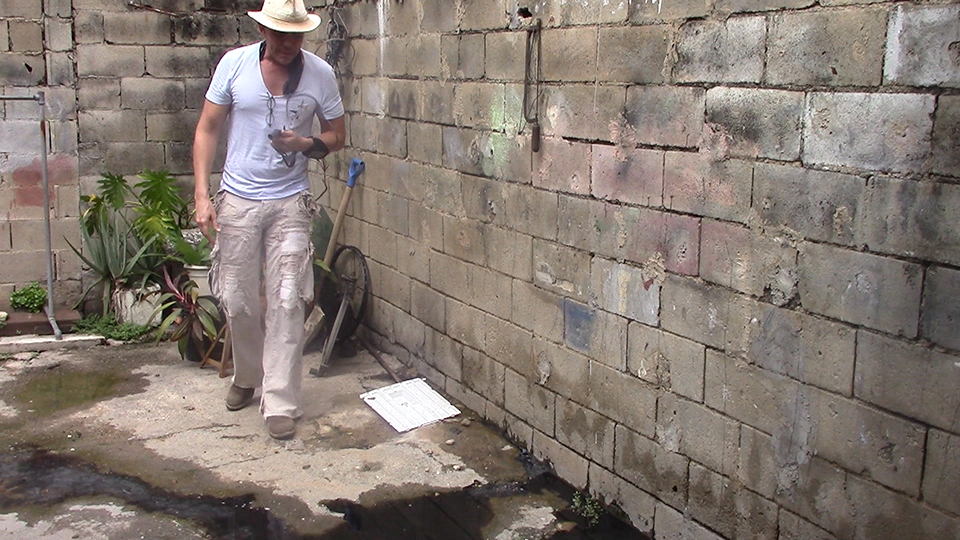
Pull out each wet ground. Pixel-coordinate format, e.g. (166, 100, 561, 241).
(0, 340, 650, 539)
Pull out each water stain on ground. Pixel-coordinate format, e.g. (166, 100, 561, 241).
(0, 447, 648, 540)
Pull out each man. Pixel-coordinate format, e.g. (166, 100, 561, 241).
(192, 0, 345, 440)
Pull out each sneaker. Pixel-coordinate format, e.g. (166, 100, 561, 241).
(225, 385, 255, 411)
(266, 416, 296, 440)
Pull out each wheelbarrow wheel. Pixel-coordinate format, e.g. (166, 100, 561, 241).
(329, 244, 370, 342)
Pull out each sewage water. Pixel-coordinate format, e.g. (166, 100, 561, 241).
(0, 447, 650, 540)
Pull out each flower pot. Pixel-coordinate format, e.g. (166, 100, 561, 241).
(184, 265, 212, 298)
(112, 284, 161, 326)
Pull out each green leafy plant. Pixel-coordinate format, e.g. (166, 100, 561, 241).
(151, 265, 221, 359)
(72, 314, 153, 341)
(10, 282, 47, 313)
(572, 491, 603, 528)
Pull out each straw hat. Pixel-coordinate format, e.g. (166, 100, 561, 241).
(248, 0, 321, 33)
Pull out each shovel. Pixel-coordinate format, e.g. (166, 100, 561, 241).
(302, 158, 364, 351)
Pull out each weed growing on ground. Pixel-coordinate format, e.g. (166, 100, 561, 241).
(572, 491, 603, 528)
(10, 282, 47, 313)
(72, 315, 153, 342)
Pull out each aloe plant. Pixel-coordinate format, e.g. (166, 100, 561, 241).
(68, 212, 160, 315)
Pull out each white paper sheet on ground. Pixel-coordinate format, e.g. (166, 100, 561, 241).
(360, 378, 461, 432)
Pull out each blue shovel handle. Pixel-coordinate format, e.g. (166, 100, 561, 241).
(348, 158, 365, 187)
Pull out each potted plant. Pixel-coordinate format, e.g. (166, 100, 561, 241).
(151, 265, 222, 362)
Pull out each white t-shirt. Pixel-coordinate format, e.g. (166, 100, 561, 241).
(205, 42, 344, 200)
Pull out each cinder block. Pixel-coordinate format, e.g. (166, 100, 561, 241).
(377, 263, 412, 313)
(348, 38, 378, 76)
(737, 425, 778, 500)
(97, 142, 165, 176)
(858, 177, 960, 267)
(628, 322, 705, 401)
(47, 52, 75, 87)
(377, 117, 407, 159)
(706, 87, 803, 160)
(0, 121, 44, 153)
(396, 235, 429, 284)
(145, 46, 214, 78)
(541, 84, 625, 143)
(663, 153, 751, 223)
(445, 297, 486, 352)
(10, 219, 80, 252)
(804, 92, 934, 173)
(120, 78, 185, 111)
(44, 19, 73, 52)
(511, 279, 563, 343)
(340, 0, 380, 37)
(533, 239, 589, 300)
(687, 462, 778, 540)
(615, 426, 689, 509)
(592, 145, 663, 208)
(384, 78, 418, 120)
(557, 194, 604, 257)
(631, 0, 708, 20)
(536, 137, 590, 195)
(485, 31, 526, 81)
(749, 304, 855, 396)
(420, 0, 458, 33)
(381, 0, 418, 36)
(366, 224, 399, 270)
(441, 33, 484, 80)
(0, 54, 45, 86)
(185, 78, 209, 109)
(411, 280, 445, 331)
(562, 298, 627, 370)
(700, 219, 798, 302)
(9, 21, 42, 52)
(588, 463, 656, 533)
(79, 110, 146, 143)
(462, 347, 504, 406)
(541, 27, 597, 82)
(885, 4, 960, 88)
(77, 45, 144, 77)
(409, 201, 444, 251)
(173, 13, 239, 45)
(0, 223, 10, 251)
(532, 429, 588, 489)
(654, 502, 724, 540)
(360, 78, 386, 115)
(774, 456, 854, 538)
(0, 22, 8, 53)
(847, 475, 960, 540)
(74, 11, 104, 43)
(472, 266, 512, 320)
(454, 82, 506, 130)
(921, 266, 960, 350)
(658, 393, 739, 478)
(406, 121, 443, 166)
(533, 336, 589, 402)
(382, 36, 412, 77)
(461, 0, 508, 31)
(855, 330, 960, 433)
(753, 162, 864, 246)
(932, 95, 960, 177)
(484, 313, 533, 378)
(588, 361, 657, 438)
(484, 227, 532, 281)
(442, 215, 485, 265)
(410, 35, 441, 79)
(103, 12, 171, 45)
(662, 275, 756, 354)
(704, 349, 800, 435)
(504, 412, 534, 451)
(0, 0, 41, 18)
(488, 131, 532, 183)
(598, 25, 669, 83)
(590, 257, 660, 326)
(798, 242, 922, 337)
(778, 510, 839, 540)
(147, 111, 200, 142)
(395, 309, 426, 356)
(0, 251, 47, 282)
(424, 326, 462, 381)
(507, 185, 558, 241)
(348, 113, 378, 153)
(555, 396, 615, 469)
(923, 430, 960, 516)
(444, 378, 487, 418)
(768, 9, 886, 87)
(674, 17, 765, 83)
(504, 368, 556, 435)
(618, 207, 701, 275)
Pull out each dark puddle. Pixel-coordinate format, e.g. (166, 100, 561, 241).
(13, 368, 135, 416)
(0, 447, 649, 540)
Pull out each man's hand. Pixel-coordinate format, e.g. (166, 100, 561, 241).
(194, 196, 219, 243)
(269, 129, 310, 154)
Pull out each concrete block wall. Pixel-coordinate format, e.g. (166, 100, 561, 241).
(322, 0, 960, 538)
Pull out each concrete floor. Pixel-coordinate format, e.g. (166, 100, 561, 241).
(0, 339, 595, 539)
